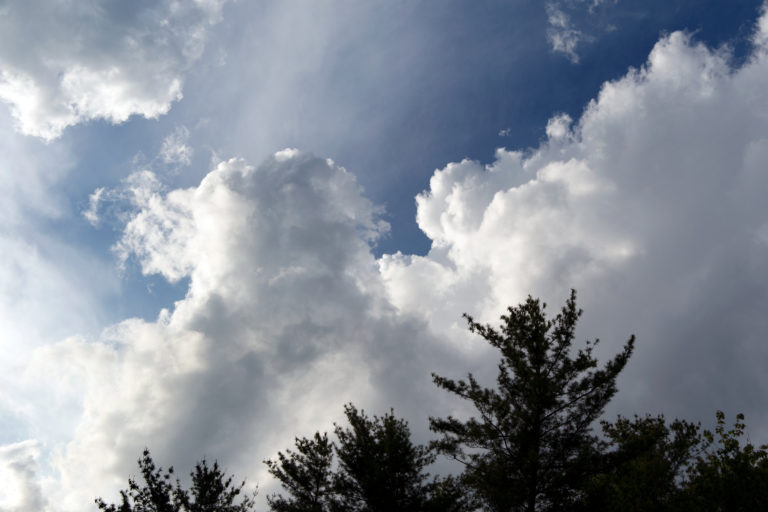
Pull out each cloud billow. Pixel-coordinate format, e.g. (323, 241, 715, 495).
(382, 9, 768, 428)
(0, 0, 226, 140)
(27, 151, 445, 510)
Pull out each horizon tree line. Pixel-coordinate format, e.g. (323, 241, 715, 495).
(97, 291, 768, 512)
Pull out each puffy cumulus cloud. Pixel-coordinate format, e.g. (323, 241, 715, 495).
(0, 440, 46, 512)
(0, 0, 227, 140)
(25, 151, 459, 510)
(545, 112, 574, 140)
(381, 9, 768, 432)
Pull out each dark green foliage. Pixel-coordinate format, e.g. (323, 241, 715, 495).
(266, 405, 474, 512)
(95, 450, 178, 512)
(420, 475, 476, 512)
(429, 291, 634, 512)
(679, 411, 768, 511)
(265, 433, 336, 512)
(333, 404, 435, 511)
(95, 449, 256, 512)
(179, 458, 256, 512)
(581, 414, 701, 512)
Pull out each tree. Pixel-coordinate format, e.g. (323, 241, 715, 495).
(429, 290, 634, 512)
(265, 433, 337, 512)
(95, 449, 257, 512)
(178, 459, 257, 512)
(580, 414, 701, 512)
(332, 404, 436, 512)
(265, 404, 473, 512)
(679, 411, 768, 511)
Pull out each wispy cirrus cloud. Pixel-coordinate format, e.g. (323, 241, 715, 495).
(546, 3, 587, 63)
(160, 126, 194, 167)
(545, 0, 621, 62)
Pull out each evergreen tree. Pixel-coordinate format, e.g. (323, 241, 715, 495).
(332, 404, 435, 512)
(266, 405, 472, 512)
(429, 291, 634, 512)
(95, 449, 256, 512)
(265, 433, 337, 512)
(581, 414, 701, 512)
(679, 411, 768, 511)
(179, 459, 257, 512)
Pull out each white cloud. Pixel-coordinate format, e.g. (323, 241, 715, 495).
(25, 151, 442, 510)
(274, 147, 301, 162)
(82, 126, 197, 231)
(755, 2, 768, 50)
(545, 0, 619, 62)
(160, 125, 194, 167)
(0, 1, 227, 140)
(546, 4, 585, 63)
(545, 112, 573, 140)
(0, 440, 46, 512)
(82, 188, 105, 227)
(381, 8, 768, 429)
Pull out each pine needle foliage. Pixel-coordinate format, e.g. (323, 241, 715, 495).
(429, 290, 634, 512)
(266, 405, 473, 512)
(265, 432, 336, 512)
(95, 449, 256, 512)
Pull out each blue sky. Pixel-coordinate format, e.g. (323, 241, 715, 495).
(2, 1, 768, 509)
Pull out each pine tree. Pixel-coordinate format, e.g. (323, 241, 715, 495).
(679, 411, 768, 511)
(95, 449, 256, 512)
(333, 404, 435, 512)
(179, 459, 257, 512)
(265, 432, 336, 512)
(580, 414, 701, 512)
(429, 290, 634, 512)
(266, 405, 473, 512)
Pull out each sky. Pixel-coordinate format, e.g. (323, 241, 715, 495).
(1, 0, 768, 509)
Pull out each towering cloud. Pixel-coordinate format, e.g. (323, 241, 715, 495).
(381, 7, 768, 426)
(23, 152, 448, 510)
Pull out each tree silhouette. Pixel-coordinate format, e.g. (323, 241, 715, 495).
(580, 414, 701, 512)
(95, 449, 256, 512)
(332, 404, 436, 512)
(265, 432, 336, 512)
(429, 290, 634, 512)
(266, 405, 472, 512)
(98, 291, 768, 511)
(679, 411, 768, 511)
